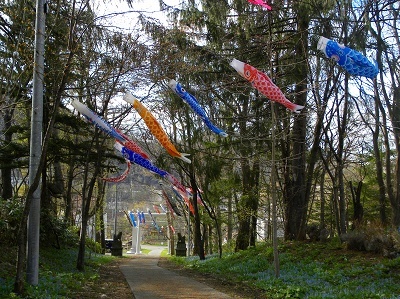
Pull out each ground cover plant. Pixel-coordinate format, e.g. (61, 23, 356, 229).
(169, 240, 400, 299)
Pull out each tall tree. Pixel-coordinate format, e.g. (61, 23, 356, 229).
(373, 1, 400, 227)
(0, 0, 35, 200)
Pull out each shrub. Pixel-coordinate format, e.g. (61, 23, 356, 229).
(0, 198, 24, 245)
(341, 224, 400, 257)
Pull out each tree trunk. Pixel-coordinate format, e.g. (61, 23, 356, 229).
(249, 158, 260, 247)
(374, 4, 400, 228)
(76, 133, 103, 270)
(1, 108, 14, 200)
(372, 84, 387, 225)
(350, 181, 363, 228)
(76, 165, 99, 271)
(64, 142, 76, 225)
(337, 91, 349, 236)
(227, 195, 233, 241)
(283, 6, 309, 240)
(190, 177, 205, 260)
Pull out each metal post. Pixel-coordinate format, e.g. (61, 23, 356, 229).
(27, 0, 46, 285)
(135, 220, 141, 254)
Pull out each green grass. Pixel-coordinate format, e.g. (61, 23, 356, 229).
(140, 248, 151, 254)
(160, 249, 169, 257)
(0, 247, 118, 299)
(168, 240, 400, 299)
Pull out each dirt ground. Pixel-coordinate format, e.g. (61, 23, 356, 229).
(69, 260, 134, 299)
(157, 258, 262, 299)
(70, 257, 262, 299)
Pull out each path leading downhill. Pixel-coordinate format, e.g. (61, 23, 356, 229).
(119, 245, 235, 299)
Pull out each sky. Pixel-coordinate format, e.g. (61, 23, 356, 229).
(93, 0, 181, 31)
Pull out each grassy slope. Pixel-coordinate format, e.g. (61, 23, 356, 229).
(0, 247, 117, 299)
(169, 240, 400, 299)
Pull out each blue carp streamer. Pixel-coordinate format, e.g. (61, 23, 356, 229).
(317, 36, 379, 79)
(115, 143, 168, 177)
(168, 80, 228, 137)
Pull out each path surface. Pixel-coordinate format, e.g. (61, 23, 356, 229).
(119, 245, 234, 299)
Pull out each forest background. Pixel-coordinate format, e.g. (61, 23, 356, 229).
(1, 0, 400, 295)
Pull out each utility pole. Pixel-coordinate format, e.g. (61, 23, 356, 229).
(27, 0, 46, 285)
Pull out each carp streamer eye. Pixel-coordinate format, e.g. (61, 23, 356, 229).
(245, 70, 251, 77)
(331, 55, 339, 62)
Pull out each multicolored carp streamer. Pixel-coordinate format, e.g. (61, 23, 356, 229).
(173, 186, 195, 215)
(137, 211, 146, 224)
(115, 143, 168, 177)
(71, 99, 150, 182)
(147, 209, 161, 232)
(165, 173, 189, 196)
(161, 188, 182, 216)
(71, 99, 125, 142)
(160, 204, 167, 213)
(153, 205, 161, 214)
(129, 211, 137, 227)
(168, 80, 228, 137)
(164, 196, 177, 218)
(102, 161, 131, 183)
(123, 92, 191, 164)
(115, 129, 149, 160)
(124, 211, 133, 227)
(114, 143, 188, 195)
(230, 59, 305, 113)
(317, 36, 379, 79)
(248, 0, 271, 10)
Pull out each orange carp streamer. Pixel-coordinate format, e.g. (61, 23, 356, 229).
(123, 92, 191, 163)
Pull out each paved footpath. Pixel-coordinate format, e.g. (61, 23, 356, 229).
(119, 245, 234, 299)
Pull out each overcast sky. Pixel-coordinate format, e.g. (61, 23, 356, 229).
(93, 0, 180, 30)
